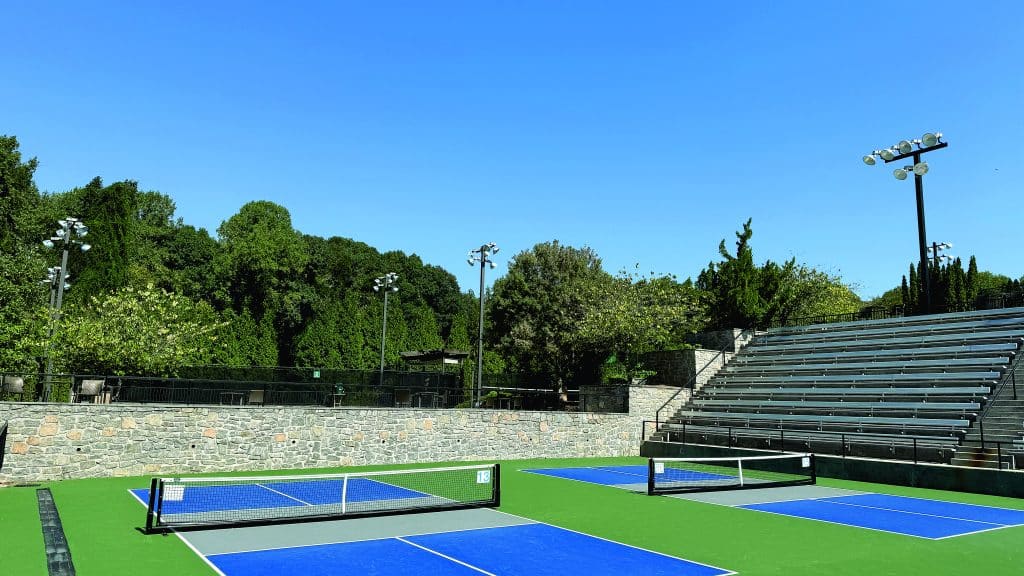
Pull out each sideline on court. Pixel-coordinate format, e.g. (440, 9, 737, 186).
(524, 460, 1024, 540)
(130, 463, 735, 576)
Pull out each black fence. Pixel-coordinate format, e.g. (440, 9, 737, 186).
(0, 368, 629, 413)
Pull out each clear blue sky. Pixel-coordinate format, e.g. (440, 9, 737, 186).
(5, 2, 1022, 298)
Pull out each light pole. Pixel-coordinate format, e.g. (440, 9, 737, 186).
(467, 242, 499, 407)
(929, 241, 954, 268)
(863, 132, 948, 314)
(372, 272, 398, 387)
(41, 217, 90, 401)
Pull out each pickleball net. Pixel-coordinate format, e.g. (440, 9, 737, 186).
(145, 462, 500, 532)
(647, 453, 815, 495)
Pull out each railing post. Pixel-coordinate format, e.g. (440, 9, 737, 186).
(780, 428, 785, 453)
(1013, 370, 1017, 401)
(913, 438, 918, 464)
(727, 427, 733, 448)
(997, 442, 1003, 469)
(980, 421, 985, 449)
(841, 434, 846, 458)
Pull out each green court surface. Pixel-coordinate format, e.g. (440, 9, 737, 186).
(1, 457, 1022, 575)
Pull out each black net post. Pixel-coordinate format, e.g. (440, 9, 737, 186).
(493, 463, 501, 508)
(145, 477, 161, 533)
(647, 458, 656, 496)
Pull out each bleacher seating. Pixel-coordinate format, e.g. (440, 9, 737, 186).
(659, 307, 1024, 463)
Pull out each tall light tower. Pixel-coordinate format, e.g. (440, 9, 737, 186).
(41, 217, 90, 401)
(863, 132, 947, 314)
(467, 242, 499, 407)
(372, 272, 399, 387)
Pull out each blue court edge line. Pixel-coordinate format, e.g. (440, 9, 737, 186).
(741, 499, 1006, 539)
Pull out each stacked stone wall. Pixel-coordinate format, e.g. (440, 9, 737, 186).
(0, 385, 679, 482)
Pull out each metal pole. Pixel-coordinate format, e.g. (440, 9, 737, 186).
(379, 288, 389, 387)
(43, 248, 71, 402)
(476, 253, 486, 407)
(914, 151, 931, 314)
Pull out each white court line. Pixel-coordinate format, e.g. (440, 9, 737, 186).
(126, 489, 229, 576)
(255, 483, 314, 506)
(519, 467, 644, 490)
(202, 521, 537, 557)
(819, 498, 1012, 527)
(395, 537, 497, 576)
(490, 509, 737, 576)
(832, 492, 1024, 515)
(131, 486, 735, 574)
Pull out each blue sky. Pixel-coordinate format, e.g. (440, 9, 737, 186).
(5, 2, 1022, 297)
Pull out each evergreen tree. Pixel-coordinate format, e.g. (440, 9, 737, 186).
(966, 256, 979, 303)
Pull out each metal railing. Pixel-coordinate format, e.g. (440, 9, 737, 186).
(976, 358, 1021, 449)
(643, 421, 963, 465)
(769, 290, 1024, 330)
(653, 328, 753, 429)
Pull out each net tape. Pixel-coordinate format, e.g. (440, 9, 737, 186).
(648, 453, 815, 495)
(146, 463, 499, 532)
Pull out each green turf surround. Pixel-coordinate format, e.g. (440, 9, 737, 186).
(1, 457, 1022, 575)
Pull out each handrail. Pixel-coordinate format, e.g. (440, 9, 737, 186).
(977, 355, 1020, 423)
(654, 328, 753, 429)
(975, 356, 1020, 450)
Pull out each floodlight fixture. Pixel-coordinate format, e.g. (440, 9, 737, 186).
(921, 132, 941, 147)
(897, 140, 913, 154)
(467, 241, 501, 407)
(893, 168, 909, 180)
(373, 272, 400, 386)
(862, 154, 877, 166)
(912, 162, 929, 176)
(879, 149, 895, 161)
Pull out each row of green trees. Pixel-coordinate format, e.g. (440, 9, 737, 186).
(2, 134, 1019, 394)
(872, 257, 1021, 315)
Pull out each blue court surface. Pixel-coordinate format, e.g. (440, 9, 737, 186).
(131, 478, 425, 514)
(522, 465, 1024, 540)
(204, 522, 734, 576)
(523, 465, 729, 487)
(129, 481, 736, 575)
(741, 493, 1024, 540)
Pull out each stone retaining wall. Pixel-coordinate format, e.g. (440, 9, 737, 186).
(0, 386, 682, 482)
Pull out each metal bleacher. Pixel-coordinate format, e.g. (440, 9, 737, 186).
(660, 307, 1024, 463)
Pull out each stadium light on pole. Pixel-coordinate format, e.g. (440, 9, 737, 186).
(468, 242, 499, 407)
(863, 133, 948, 314)
(929, 241, 954, 268)
(40, 217, 90, 401)
(372, 272, 399, 387)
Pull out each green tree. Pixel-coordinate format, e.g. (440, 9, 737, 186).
(489, 241, 613, 389)
(0, 135, 40, 253)
(578, 268, 704, 383)
(217, 201, 310, 364)
(698, 219, 764, 328)
(72, 178, 138, 298)
(56, 285, 224, 375)
(0, 250, 49, 374)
